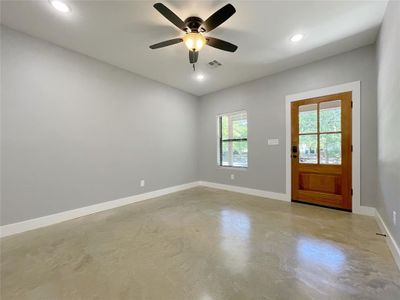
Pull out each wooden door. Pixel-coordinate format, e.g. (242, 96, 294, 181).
(291, 92, 352, 210)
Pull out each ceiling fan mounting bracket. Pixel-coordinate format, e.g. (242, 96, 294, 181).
(184, 16, 204, 32)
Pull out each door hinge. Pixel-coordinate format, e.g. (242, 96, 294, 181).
(351, 145, 353, 152)
(351, 188, 353, 196)
(351, 101, 353, 108)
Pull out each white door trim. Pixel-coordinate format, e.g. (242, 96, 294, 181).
(285, 81, 372, 215)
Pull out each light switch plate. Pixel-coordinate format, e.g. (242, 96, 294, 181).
(268, 138, 279, 145)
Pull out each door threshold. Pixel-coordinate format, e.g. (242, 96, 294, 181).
(291, 199, 352, 212)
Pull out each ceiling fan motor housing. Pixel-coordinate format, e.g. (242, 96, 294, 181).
(184, 16, 204, 32)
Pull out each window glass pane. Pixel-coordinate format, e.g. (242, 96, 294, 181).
(299, 104, 317, 134)
(232, 112, 247, 139)
(320, 133, 341, 165)
(221, 142, 230, 166)
(299, 135, 317, 164)
(320, 100, 341, 132)
(232, 141, 248, 167)
(221, 141, 248, 167)
(221, 115, 229, 140)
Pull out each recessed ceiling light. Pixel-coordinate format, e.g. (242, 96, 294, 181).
(196, 74, 205, 81)
(290, 34, 304, 42)
(49, 0, 71, 13)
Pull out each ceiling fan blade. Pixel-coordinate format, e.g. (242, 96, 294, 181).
(189, 51, 199, 64)
(149, 38, 183, 49)
(153, 3, 186, 31)
(206, 37, 238, 52)
(202, 4, 236, 32)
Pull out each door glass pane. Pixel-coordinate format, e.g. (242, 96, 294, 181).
(299, 135, 318, 164)
(320, 133, 341, 164)
(232, 112, 248, 139)
(299, 104, 317, 133)
(320, 100, 341, 132)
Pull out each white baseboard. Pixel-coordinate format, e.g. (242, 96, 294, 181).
(1, 180, 287, 238)
(353, 205, 376, 216)
(199, 181, 289, 202)
(375, 209, 400, 271)
(0, 181, 200, 238)
(198, 182, 380, 217)
(1, 178, 390, 257)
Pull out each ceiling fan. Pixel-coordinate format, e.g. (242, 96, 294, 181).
(149, 3, 238, 65)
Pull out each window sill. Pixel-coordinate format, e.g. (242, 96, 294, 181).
(217, 166, 248, 171)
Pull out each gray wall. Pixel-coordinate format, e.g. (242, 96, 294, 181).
(376, 1, 400, 244)
(199, 45, 377, 207)
(0, 25, 383, 226)
(1, 27, 199, 225)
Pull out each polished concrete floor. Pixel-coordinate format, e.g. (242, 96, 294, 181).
(1, 187, 400, 300)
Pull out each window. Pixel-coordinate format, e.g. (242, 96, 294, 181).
(218, 111, 248, 168)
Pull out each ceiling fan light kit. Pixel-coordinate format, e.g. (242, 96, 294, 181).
(149, 2, 238, 66)
(183, 32, 206, 52)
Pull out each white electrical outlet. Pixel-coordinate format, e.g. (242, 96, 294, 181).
(140, 179, 145, 187)
(393, 211, 397, 225)
(230, 174, 235, 180)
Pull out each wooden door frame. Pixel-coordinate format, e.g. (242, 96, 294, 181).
(285, 81, 372, 216)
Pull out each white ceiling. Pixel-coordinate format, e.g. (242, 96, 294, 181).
(1, 0, 387, 96)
